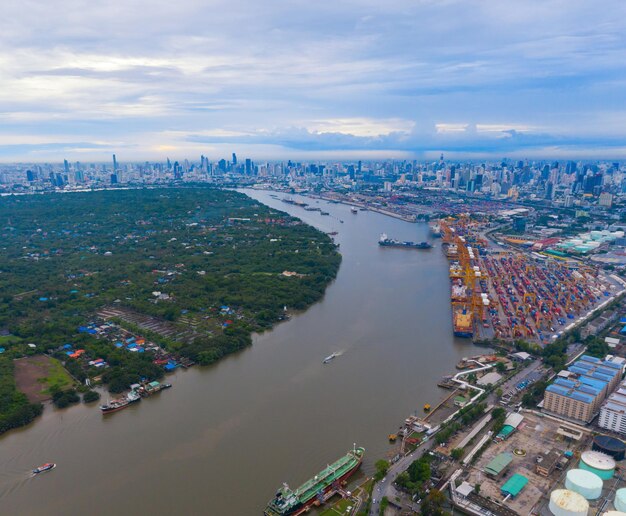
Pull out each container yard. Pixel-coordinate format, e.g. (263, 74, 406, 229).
(439, 215, 624, 345)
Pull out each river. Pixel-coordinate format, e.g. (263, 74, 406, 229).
(0, 189, 484, 515)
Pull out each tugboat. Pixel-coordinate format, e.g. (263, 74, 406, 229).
(32, 463, 56, 475)
(351, 207, 358, 214)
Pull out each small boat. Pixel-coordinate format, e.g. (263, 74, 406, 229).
(323, 352, 339, 364)
(161, 383, 172, 389)
(388, 434, 397, 442)
(351, 207, 358, 214)
(33, 463, 56, 475)
(423, 404, 431, 412)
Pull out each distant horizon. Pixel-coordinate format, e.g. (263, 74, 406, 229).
(0, 152, 625, 166)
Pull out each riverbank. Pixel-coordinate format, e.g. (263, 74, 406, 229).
(0, 189, 485, 516)
(0, 187, 341, 436)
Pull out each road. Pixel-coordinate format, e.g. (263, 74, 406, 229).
(368, 358, 546, 515)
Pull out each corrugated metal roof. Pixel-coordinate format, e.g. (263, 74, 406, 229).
(501, 474, 529, 497)
(485, 452, 513, 476)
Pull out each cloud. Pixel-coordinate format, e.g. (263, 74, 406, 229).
(1, 0, 626, 160)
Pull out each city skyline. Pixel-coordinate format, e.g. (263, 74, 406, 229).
(2, 0, 626, 161)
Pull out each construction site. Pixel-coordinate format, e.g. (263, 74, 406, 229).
(439, 215, 626, 345)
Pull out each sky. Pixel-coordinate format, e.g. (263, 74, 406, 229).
(1, 0, 626, 162)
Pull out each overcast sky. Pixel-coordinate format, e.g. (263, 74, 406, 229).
(2, 0, 626, 162)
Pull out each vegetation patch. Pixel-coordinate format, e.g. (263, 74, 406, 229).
(14, 355, 74, 402)
(0, 357, 43, 435)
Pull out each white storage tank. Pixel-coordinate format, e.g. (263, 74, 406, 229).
(580, 450, 616, 480)
(549, 489, 589, 516)
(602, 511, 626, 516)
(565, 469, 602, 499)
(615, 488, 626, 512)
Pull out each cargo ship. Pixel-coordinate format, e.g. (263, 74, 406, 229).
(264, 446, 364, 516)
(100, 390, 141, 414)
(379, 234, 432, 249)
(453, 306, 473, 338)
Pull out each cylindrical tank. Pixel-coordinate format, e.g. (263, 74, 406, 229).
(593, 435, 626, 461)
(615, 488, 626, 512)
(565, 469, 602, 499)
(602, 511, 626, 516)
(549, 489, 589, 516)
(579, 450, 616, 480)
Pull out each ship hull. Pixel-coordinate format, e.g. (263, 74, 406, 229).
(454, 331, 473, 338)
(100, 403, 130, 414)
(265, 453, 363, 516)
(379, 242, 431, 249)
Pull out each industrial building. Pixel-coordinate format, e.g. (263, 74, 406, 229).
(500, 474, 528, 498)
(543, 355, 622, 423)
(484, 452, 513, 478)
(536, 448, 563, 477)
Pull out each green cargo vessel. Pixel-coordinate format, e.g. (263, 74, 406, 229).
(264, 446, 365, 515)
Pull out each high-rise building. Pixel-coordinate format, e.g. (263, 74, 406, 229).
(112, 154, 118, 173)
(232, 153, 237, 166)
(245, 158, 252, 175)
(599, 192, 614, 208)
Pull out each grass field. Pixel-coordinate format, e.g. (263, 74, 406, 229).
(38, 357, 74, 393)
(15, 355, 75, 402)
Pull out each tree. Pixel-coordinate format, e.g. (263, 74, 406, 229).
(496, 388, 503, 397)
(421, 489, 448, 516)
(374, 459, 389, 481)
(450, 448, 464, 461)
(379, 496, 389, 515)
(83, 390, 101, 403)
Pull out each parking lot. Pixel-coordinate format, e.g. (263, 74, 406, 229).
(500, 364, 546, 405)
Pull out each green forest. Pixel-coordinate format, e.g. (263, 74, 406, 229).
(0, 186, 341, 431)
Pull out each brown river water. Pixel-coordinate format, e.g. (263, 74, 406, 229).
(0, 189, 483, 515)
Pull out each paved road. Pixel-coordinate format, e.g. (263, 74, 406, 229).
(369, 358, 546, 515)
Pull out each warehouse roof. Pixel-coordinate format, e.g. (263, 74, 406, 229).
(501, 474, 529, 497)
(485, 452, 513, 476)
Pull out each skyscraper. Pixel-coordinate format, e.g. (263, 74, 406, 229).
(112, 154, 118, 173)
(232, 153, 237, 166)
